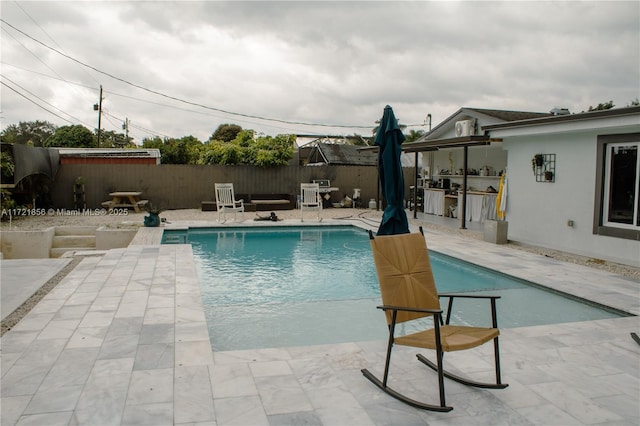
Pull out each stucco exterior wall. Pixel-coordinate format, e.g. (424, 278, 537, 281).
(503, 130, 639, 267)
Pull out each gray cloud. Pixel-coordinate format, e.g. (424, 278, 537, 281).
(1, 1, 638, 143)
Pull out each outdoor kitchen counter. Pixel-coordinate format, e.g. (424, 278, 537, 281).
(424, 189, 498, 221)
(457, 191, 498, 222)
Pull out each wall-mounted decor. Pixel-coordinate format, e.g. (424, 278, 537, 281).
(531, 153, 556, 183)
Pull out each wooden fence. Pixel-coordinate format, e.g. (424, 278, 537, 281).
(51, 164, 416, 210)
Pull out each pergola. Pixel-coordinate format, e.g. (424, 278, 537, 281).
(364, 135, 500, 229)
(403, 135, 499, 228)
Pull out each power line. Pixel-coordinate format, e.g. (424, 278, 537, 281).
(2, 63, 169, 137)
(1, 62, 96, 90)
(101, 111, 121, 131)
(0, 26, 67, 82)
(12, 1, 101, 86)
(129, 122, 173, 140)
(2, 63, 322, 135)
(1, 19, 372, 130)
(103, 89, 316, 135)
(102, 110, 171, 139)
(100, 112, 145, 143)
(1, 80, 74, 124)
(1, 73, 92, 127)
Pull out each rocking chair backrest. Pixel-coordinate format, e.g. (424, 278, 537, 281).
(369, 232, 441, 325)
(215, 183, 236, 207)
(300, 183, 321, 206)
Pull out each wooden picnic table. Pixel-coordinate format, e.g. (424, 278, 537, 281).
(102, 191, 148, 213)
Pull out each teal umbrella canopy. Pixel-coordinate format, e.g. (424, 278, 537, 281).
(375, 105, 409, 235)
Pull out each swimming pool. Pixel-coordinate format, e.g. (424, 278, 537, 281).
(163, 226, 627, 351)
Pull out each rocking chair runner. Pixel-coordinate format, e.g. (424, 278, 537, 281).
(362, 228, 507, 412)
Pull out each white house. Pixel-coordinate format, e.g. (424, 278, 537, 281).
(417, 107, 551, 181)
(405, 108, 551, 224)
(404, 106, 639, 267)
(484, 106, 640, 267)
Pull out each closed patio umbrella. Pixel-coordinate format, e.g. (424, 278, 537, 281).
(375, 105, 409, 235)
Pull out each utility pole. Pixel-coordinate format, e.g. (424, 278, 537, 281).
(93, 85, 103, 147)
(425, 113, 432, 132)
(122, 117, 130, 144)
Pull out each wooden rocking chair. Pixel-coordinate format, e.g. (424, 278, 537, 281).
(362, 228, 508, 412)
(214, 183, 244, 222)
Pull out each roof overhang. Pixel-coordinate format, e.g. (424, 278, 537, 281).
(402, 135, 498, 153)
(56, 148, 161, 158)
(482, 106, 640, 132)
(356, 135, 498, 153)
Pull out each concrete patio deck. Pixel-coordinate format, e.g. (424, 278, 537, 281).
(1, 216, 638, 425)
(1, 258, 71, 322)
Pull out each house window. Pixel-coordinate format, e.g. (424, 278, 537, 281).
(604, 143, 639, 227)
(595, 133, 640, 240)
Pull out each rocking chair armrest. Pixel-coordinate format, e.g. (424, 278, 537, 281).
(438, 293, 501, 300)
(437, 294, 501, 328)
(377, 304, 443, 315)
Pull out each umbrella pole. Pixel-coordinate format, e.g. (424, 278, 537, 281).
(413, 152, 419, 219)
(376, 157, 380, 211)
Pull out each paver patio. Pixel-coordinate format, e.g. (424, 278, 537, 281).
(1, 216, 638, 425)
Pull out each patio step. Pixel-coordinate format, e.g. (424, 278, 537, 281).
(51, 235, 96, 248)
(50, 226, 97, 258)
(53, 226, 97, 236)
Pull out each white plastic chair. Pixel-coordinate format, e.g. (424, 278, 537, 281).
(300, 183, 322, 222)
(214, 183, 244, 222)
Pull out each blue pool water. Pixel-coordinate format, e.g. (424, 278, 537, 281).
(163, 226, 627, 351)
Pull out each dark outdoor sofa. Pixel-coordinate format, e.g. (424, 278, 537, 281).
(201, 193, 295, 212)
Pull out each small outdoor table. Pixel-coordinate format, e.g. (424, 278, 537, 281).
(103, 191, 148, 213)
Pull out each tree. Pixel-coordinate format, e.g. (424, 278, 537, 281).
(587, 101, 614, 111)
(198, 140, 225, 165)
(405, 129, 426, 143)
(142, 135, 203, 164)
(200, 130, 253, 166)
(181, 135, 204, 164)
(211, 124, 243, 142)
(44, 125, 96, 148)
(199, 130, 294, 167)
(0, 120, 57, 146)
(1, 147, 17, 212)
(199, 139, 244, 165)
(231, 129, 254, 147)
(142, 136, 163, 149)
(247, 134, 295, 167)
(1, 150, 15, 180)
(99, 130, 134, 148)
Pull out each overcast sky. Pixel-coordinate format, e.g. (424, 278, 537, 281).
(1, 1, 639, 144)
